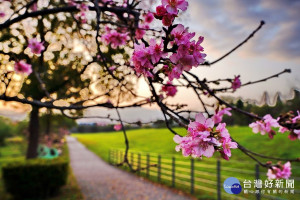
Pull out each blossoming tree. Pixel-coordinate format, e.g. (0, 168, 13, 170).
(0, 0, 299, 180)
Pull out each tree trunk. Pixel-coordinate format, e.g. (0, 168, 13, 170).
(26, 107, 40, 159)
(45, 109, 52, 135)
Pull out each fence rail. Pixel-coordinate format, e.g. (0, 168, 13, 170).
(109, 149, 299, 200)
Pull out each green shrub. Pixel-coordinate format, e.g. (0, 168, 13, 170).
(2, 158, 68, 199)
(0, 120, 12, 146)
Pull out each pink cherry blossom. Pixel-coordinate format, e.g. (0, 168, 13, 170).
(162, 0, 188, 15)
(132, 39, 166, 78)
(267, 162, 292, 179)
(28, 38, 45, 54)
(292, 110, 300, 123)
(171, 24, 195, 45)
(102, 27, 128, 49)
(175, 113, 237, 160)
(77, 3, 88, 11)
(0, 12, 5, 18)
(156, 5, 167, 17)
(76, 12, 87, 23)
(168, 66, 182, 80)
(213, 108, 232, 124)
(263, 114, 279, 132)
(216, 123, 230, 139)
(249, 121, 266, 134)
(74, 3, 89, 24)
(148, 39, 166, 63)
(144, 12, 154, 23)
(169, 33, 206, 70)
(30, 3, 37, 11)
(161, 81, 177, 97)
(114, 124, 122, 131)
(188, 113, 214, 138)
(279, 126, 288, 133)
(132, 43, 154, 77)
(288, 129, 300, 140)
(232, 75, 241, 91)
(135, 24, 148, 40)
(249, 114, 279, 138)
(173, 135, 201, 157)
(14, 61, 32, 75)
(162, 13, 175, 26)
(220, 137, 238, 160)
(109, 66, 116, 71)
(162, 65, 182, 81)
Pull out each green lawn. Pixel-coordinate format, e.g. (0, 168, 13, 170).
(74, 126, 300, 200)
(0, 138, 83, 200)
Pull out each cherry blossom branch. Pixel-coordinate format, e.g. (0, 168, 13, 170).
(212, 69, 291, 93)
(0, 5, 140, 30)
(0, 95, 149, 110)
(185, 71, 262, 120)
(202, 20, 265, 66)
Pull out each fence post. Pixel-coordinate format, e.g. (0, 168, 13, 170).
(147, 154, 150, 177)
(190, 158, 194, 194)
(217, 159, 221, 200)
(108, 149, 111, 164)
(172, 157, 175, 187)
(158, 155, 161, 182)
(131, 152, 134, 166)
(138, 153, 141, 175)
(255, 164, 261, 200)
(116, 150, 119, 163)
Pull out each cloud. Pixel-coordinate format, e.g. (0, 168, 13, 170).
(188, 0, 300, 61)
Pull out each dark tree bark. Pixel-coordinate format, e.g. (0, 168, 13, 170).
(45, 109, 52, 135)
(26, 106, 40, 159)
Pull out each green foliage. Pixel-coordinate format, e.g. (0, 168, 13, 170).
(2, 158, 68, 200)
(223, 90, 300, 125)
(0, 118, 13, 146)
(0, 117, 28, 146)
(39, 113, 76, 134)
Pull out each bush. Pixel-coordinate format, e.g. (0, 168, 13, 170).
(2, 158, 68, 199)
(0, 119, 12, 146)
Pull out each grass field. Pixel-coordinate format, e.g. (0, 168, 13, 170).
(74, 126, 300, 200)
(0, 138, 83, 200)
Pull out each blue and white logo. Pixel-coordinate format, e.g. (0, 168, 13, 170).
(223, 177, 242, 194)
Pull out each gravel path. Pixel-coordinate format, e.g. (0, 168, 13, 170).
(67, 136, 193, 200)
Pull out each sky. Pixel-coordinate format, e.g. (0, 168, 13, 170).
(1, 0, 300, 122)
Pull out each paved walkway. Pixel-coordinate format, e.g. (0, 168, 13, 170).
(67, 136, 193, 200)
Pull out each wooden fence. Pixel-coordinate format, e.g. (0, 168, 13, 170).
(109, 149, 300, 200)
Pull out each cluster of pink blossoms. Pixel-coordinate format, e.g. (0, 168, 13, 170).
(132, 39, 166, 77)
(14, 61, 32, 75)
(267, 162, 292, 179)
(28, 38, 45, 54)
(132, 0, 206, 100)
(135, 12, 154, 40)
(161, 81, 177, 97)
(231, 75, 241, 91)
(102, 26, 129, 49)
(114, 124, 122, 131)
(249, 114, 280, 139)
(75, 3, 88, 23)
(250, 113, 300, 140)
(155, 0, 188, 26)
(174, 112, 237, 160)
(286, 111, 300, 140)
